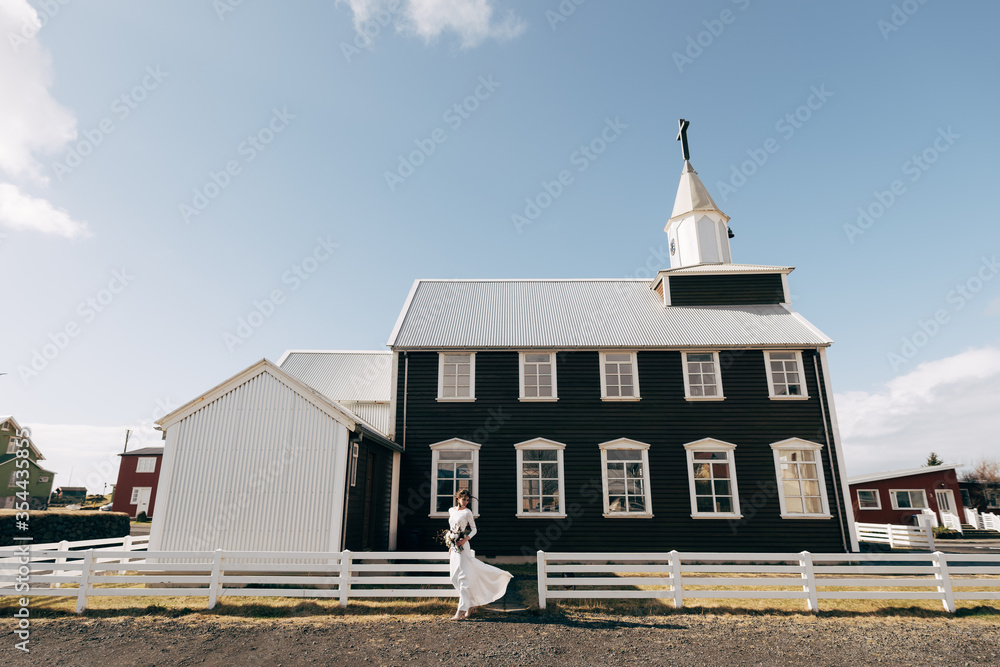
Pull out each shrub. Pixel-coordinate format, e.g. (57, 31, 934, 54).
(0, 510, 130, 546)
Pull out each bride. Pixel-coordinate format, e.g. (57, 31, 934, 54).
(447, 489, 513, 620)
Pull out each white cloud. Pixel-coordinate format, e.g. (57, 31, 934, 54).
(341, 0, 526, 48)
(835, 346, 1000, 477)
(0, 182, 89, 238)
(0, 0, 77, 184)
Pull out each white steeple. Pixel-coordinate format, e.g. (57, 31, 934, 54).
(664, 121, 732, 269)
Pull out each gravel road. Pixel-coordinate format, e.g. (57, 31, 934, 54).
(4, 612, 998, 666)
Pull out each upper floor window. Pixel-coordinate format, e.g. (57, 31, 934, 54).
(683, 438, 741, 519)
(514, 438, 565, 518)
(889, 489, 928, 510)
(765, 351, 808, 399)
(683, 351, 724, 400)
(519, 352, 557, 401)
(600, 351, 640, 400)
(136, 457, 157, 473)
(770, 438, 831, 518)
(857, 489, 881, 510)
(429, 439, 480, 517)
(5, 438, 18, 454)
(438, 352, 475, 401)
(599, 438, 653, 518)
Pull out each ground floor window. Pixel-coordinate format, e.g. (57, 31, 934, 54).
(599, 438, 653, 517)
(889, 489, 928, 510)
(514, 438, 566, 517)
(857, 489, 881, 510)
(429, 439, 480, 517)
(770, 438, 831, 518)
(683, 438, 741, 518)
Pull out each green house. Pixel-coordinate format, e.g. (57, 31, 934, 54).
(1, 416, 56, 510)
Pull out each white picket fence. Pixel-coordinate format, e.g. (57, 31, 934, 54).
(0, 535, 148, 557)
(536, 550, 1000, 613)
(940, 511, 964, 533)
(966, 508, 980, 529)
(0, 548, 454, 613)
(855, 522, 935, 550)
(982, 512, 1000, 532)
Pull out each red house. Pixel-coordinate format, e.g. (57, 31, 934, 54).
(112, 446, 164, 518)
(848, 464, 965, 529)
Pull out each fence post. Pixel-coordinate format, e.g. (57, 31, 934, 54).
(208, 549, 223, 610)
(536, 550, 547, 611)
(933, 551, 956, 613)
(669, 550, 683, 609)
(75, 550, 94, 614)
(339, 550, 351, 608)
(54, 540, 69, 587)
(887, 523, 895, 549)
(799, 551, 818, 612)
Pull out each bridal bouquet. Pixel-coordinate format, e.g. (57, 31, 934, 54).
(443, 525, 472, 553)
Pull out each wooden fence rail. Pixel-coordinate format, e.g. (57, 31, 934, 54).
(0, 548, 455, 613)
(536, 550, 1000, 613)
(854, 522, 934, 550)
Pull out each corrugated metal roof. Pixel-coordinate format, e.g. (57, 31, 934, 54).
(338, 402, 393, 438)
(388, 280, 832, 349)
(279, 351, 392, 401)
(660, 263, 794, 274)
(120, 446, 164, 457)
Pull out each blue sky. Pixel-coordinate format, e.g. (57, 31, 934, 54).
(2, 0, 999, 492)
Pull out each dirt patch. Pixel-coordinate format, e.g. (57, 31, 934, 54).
(3, 611, 999, 666)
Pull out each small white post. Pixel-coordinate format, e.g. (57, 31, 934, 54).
(669, 550, 683, 609)
(799, 551, 818, 612)
(933, 551, 956, 613)
(208, 549, 223, 610)
(887, 524, 895, 549)
(54, 540, 69, 588)
(75, 550, 94, 614)
(339, 550, 351, 608)
(536, 550, 547, 610)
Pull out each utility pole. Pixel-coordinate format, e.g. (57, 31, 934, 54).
(123, 429, 131, 454)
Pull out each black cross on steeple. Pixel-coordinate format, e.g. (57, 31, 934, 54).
(677, 118, 690, 161)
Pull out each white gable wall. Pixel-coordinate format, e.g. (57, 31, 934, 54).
(150, 370, 349, 552)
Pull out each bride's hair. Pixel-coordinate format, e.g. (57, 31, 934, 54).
(453, 489, 474, 506)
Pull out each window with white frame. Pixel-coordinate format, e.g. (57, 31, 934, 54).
(764, 351, 808, 399)
(683, 439, 741, 518)
(770, 439, 831, 518)
(349, 442, 360, 487)
(129, 487, 152, 504)
(599, 439, 653, 517)
(438, 352, 475, 400)
(890, 489, 928, 510)
(519, 352, 557, 400)
(1, 421, 9, 431)
(683, 351, 724, 400)
(136, 457, 157, 473)
(8, 470, 17, 487)
(600, 351, 639, 400)
(5, 438, 18, 454)
(857, 489, 881, 510)
(514, 439, 565, 517)
(430, 439, 480, 516)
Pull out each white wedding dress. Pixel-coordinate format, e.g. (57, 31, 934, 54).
(448, 507, 513, 613)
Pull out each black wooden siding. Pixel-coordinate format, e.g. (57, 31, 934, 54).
(344, 438, 394, 551)
(394, 349, 850, 556)
(668, 274, 785, 305)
